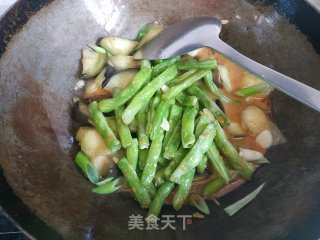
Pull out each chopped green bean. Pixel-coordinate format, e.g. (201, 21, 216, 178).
(117, 158, 151, 207)
(135, 23, 153, 41)
(203, 171, 237, 196)
(122, 65, 178, 124)
(147, 181, 175, 218)
(152, 56, 180, 77)
(113, 89, 133, 148)
(235, 83, 273, 97)
(163, 105, 183, 148)
(138, 148, 149, 171)
(214, 120, 255, 180)
(172, 168, 195, 211)
(162, 70, 208, 100)
(89, 102, 121, 152)
(127, 138, 139, 169)
(98, 60, 152, 113)
(187, 85, 230, 126)
(197, 155, 208, 174)
(154, 168, 166, 187)
(170, 124, 216, 184)
(158, 157, 169, 167)
(181, 107, 198, 148)
(164, 147, 188, 179)
(176, 59, 217, 70)
(141, 133, 165, 190)
(136, 103, 150, 149)
(150, 100, 172, 141)
(203, 70, 237, 103)
(164, 120, 182, 159)
(146, 93, 161, 136)
(176, 92, 198, 107)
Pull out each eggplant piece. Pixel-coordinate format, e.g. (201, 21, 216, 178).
(99, 37, 138, 56)
(84, 68, 110, 99)
(108, 56, 140, 71)
(102, 69, 138, 95)
(135, 23, 164, 49)
(81, 49, 108, 79)
(72, 101, 90, 125)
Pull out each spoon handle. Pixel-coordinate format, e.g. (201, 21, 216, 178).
(211, 39, 320, 112)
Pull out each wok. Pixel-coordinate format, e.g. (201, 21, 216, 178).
(0, 0, 320, 239)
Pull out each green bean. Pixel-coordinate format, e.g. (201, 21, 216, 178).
(187, 85, 229, 126)
(138, 148, 149, 171)
(128, 118, 138, 133)
(195, 110, 230, 183)
(189, 193, 210, 214)
(98, 60, 152, 113)
(75, 151, 99, 184)
(197, 155, 208, 174)
(162, 70, 207, 100)
(147, 181, 175, 218)
(141, 133, 165, 190)
(136, 103, 150, 149)
(158, 157, 169, 167)
(122, 65, 178, 124)
(164, 147, 188, 179)
(150, 100, 172, 141)
(176, 59, 217, 70)
(89, 102, 121, 152)
(117, 158, 151, 207)
(163, 105, 183, 148)
(170, 124, 216, 184)
(214, 120, 255, 180)
(146, 93, 161, 136)
(206, 146, 230, 183)
(169, 70, 197, 86)
(164, 120, 182, 159)
(92, 178, 121, 194)
(172, 168, 195, 211)
(181, 107, 198, 148)
(203, 171, 238, 196)
(176, 92, 198, 107)
(113, 89, 133, 148)
(203, 70, 236, 103)
(235, 83, 273, 97)
(154, 168, 166, 187)
(152, 56, 180, 77)
(105, 116, 118, 136)
(126, 138, 139, 169)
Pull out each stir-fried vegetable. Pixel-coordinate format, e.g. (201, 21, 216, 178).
(224, 183, 265, 216)
(74, 23, 284, 218)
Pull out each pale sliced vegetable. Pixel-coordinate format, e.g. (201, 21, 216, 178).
(224, 183, 265, 216)
(161, 84, 169, 93)
(239, 148, 264, 161)
(99, 37, 138, 56)
(218, 65, 232, 92)
(76, 127, 114, 176)
(240, 105, 269, 135)
(103, 70, 138, 94)
(227, 122, 247, 137)
(241, 71, 264, 88)
(84, 67, 109, 99)
(187, 48, 203, 57)
(136, 23, 164, 49)
(256, 129, 273, 148)
(78, 101, 90, 117)
(160, 117, 170, 131)
(268, 121, 286, 146)
(108, 56, 140, 71)
(190, 193, 210, 215)
(81, 49, 108, 79)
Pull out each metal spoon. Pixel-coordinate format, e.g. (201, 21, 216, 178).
(134, 17, 320, 112)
